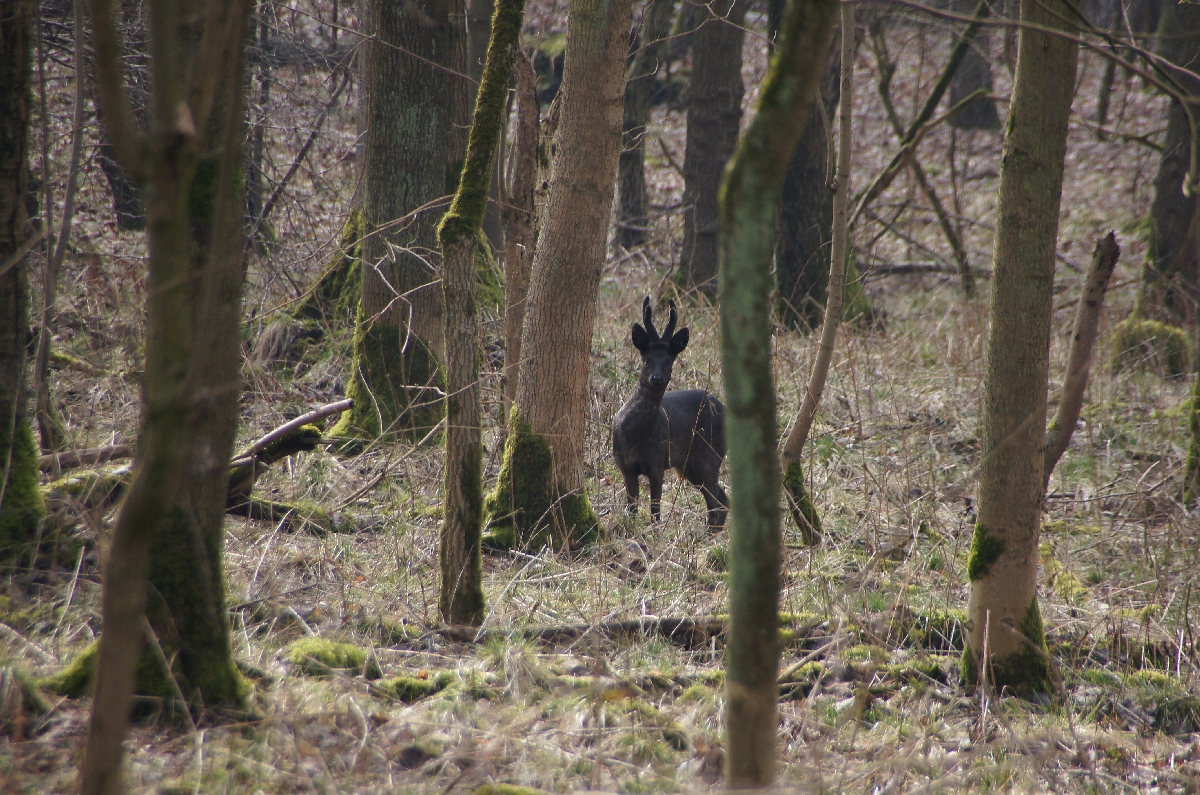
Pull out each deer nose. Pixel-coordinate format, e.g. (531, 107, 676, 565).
(649, 374, 666, 388)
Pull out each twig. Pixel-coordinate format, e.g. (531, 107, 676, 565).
(1043, 233, 1120, 488)
(0, 229, 46, 280)
(230, 399, 353, 464)
(0, 621, 56, 663)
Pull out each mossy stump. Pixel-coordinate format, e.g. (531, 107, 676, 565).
(285, 638, 383, 679)
(482, 407, 599, 551)
(1110, 316, 1190, 377)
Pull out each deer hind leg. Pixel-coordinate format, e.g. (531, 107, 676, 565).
(684, 459, 728, 528)
(649, 472, 664, 522)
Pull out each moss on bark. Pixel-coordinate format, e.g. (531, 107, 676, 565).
(962, 598, 1052, 696)
(782, 458, 822, 546)
(483, 407, 598, 550)
(0, 419, 46, 565)
(330, 302, 445, 443)
(966, 522, 1005, 581)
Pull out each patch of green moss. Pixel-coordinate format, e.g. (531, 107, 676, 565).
(0, 420, 47, 566)
(844, 644, 892, 665)
(0, 664, 51, 725)
(1110, 316, 1190, 377)
(483, 406, 598, 550)
(330, 302, 444, 443)
(40, 640, 179, 703)
(782, 458, 822, 546)
(285, 638, 382, 679)
(967, 522, 1005, 581)
(372, 671, 454, 702)
(473, 785, 552, 795)
(359, 616, 421, 645)
(1080, 668, 1122, 688)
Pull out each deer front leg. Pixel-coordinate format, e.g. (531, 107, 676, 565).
(649, 473, 664, 522)
(623, 473, 640, 516)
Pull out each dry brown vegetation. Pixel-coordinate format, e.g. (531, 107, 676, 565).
(3, 2, 1200, 793)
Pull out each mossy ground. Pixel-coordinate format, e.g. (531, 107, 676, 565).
(1110, 316, 1191, 376)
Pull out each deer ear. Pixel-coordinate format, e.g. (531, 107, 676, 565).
(669, 327, 690, 355)
(631, 323, 650, 352)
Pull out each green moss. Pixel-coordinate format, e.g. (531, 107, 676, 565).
(782, 458, 822, 545)
(40, 640, 181, 704)
(372, 672, 453, 702)
(330, 302, 445, 443)
(0, 419, 47, 566)
(1081, 668, 1122, 687)
(359, 616, 421, 645)
(1110, 316, 1191, 377)
(285, 638, 382, 679)
(844, 644, 892, 665)
(967, 522, 1005, 581)
(483, 407, 598, 550)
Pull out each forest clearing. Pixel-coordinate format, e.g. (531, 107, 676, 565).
(2, 0, 1200, 791)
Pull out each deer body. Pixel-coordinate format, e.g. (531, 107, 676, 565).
(612, 299, 728, 527)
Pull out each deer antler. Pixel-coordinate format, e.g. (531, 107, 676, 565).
(642, 296, 659, 341)
(662, 299, 678, 341)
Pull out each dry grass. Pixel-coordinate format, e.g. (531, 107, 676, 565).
(3, 5, 1200, 794)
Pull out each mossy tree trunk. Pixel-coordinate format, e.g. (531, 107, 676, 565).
(142, 6, 252, 716)
(947, 0, 1000, 130)
(484, 0, 633, 549)
(718, 0, 837, 784)
(617, 0, 674, 249)
(0, 0, 45, 567)
(331, 0, 468, 441)
(79, 0, 251, 791)
(681, 0, 746, 296)
(964, 0, 1078, 697)
(1140, 0, 1200, 327)
(437, 0, 525, 625)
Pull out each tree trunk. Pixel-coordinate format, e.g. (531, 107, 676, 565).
(948, 0, 1000, 130)
(79, 0, 251, 790)
(143, 7, 252, 714)
(501, 50, 539, 417)
(681, 0, 746, 296)
(468, 0, 504, 252)
(617, 0, 674, 249)
(1139, 0, 1200, 327)
(331, 0, 468, 441)
(484, 0, 634, 550)
(0, 0, 45, 566)
(1186, 366, 1200, 504)
(964, 0, 1077, 697)
(438, 0, 525, 625)
(718, 0, 837, 784)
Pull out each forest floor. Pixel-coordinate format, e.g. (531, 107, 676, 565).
(4, 9, 1200, 794)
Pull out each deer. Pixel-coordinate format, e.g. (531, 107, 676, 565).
(612, 297, 728, 528)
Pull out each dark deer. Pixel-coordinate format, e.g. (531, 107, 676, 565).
(612, 297, 728, 527)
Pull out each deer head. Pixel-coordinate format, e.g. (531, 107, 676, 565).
(630, 296, 690, 393)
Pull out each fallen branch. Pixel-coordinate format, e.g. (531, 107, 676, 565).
(231, 398, 352, 465)
(1043, 233, 1120, 488)
(436, 616, 823, 649)
(862, 262, 992, 280)
(39, 444, 133, 472)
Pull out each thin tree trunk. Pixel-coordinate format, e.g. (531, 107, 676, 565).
(948, 0, 999, 130)
(617, 0, 674, 249)
(331, 0, 468, 440)
(468, 0, 504, 252)
(1140, 0, 1200, 327)
(484, 0, 634, 549)
(964, 0, 1078, 697)
(79, 0, 251, 790)
(718, 0, 837, 784)
(501, 50, 538, 417)
(681, 0, 746, 296)
(438, 0, 525, 625)
(0, 0, 44, 566)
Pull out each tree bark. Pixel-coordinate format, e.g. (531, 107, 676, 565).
(331, 0, 468, 440)
(468, 0, 504, 252)
(948, 0, 1000, 130)
(438, 0, 525, 625)
(484, 0, 634, 549)
(681, 0, 746, 296)
(501, 50, 538, 417)
(964, 0, 1078, 697)
(617, 0, 674, 249)
(0, 0, 45, 566)
(718, 0, 837, 784)
(1140, 0, 1200, 327)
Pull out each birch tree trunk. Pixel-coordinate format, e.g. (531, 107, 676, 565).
(483, 0, 634, 549)
(964, 0, 1078, 696)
